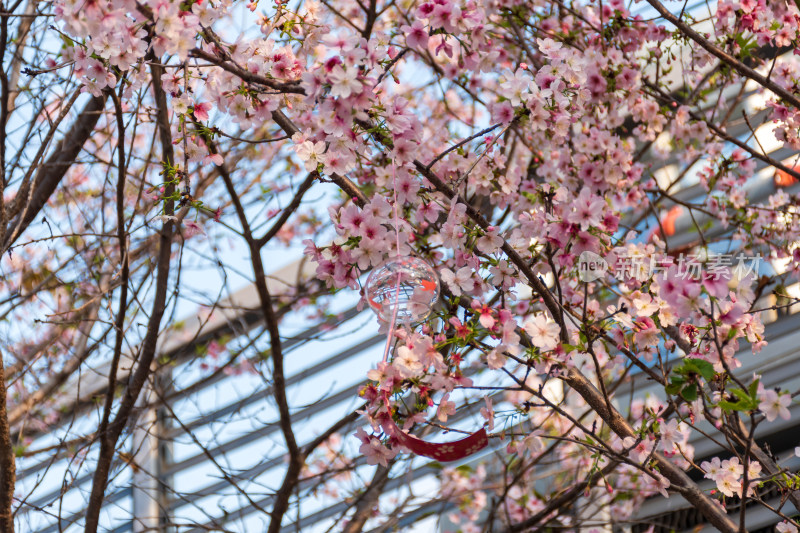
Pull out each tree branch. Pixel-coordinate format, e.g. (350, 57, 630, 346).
(190, 48, 304, 94)
(645, 0, 800, 110)
(256, 171, 317, 247)
(415, 161, 740, 533)
(2, 93, 106, 253)
(0, 349, 15, 533)
(341, 464, 392, 533)
(270, 110, 368, 207)
(505, 459, 620, 532)
(215, 140, 303, 533)
(560, 368, 739, 533)
(83, 62, 175, 533)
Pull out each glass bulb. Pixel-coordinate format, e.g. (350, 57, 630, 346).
(364, 257, 440, 324)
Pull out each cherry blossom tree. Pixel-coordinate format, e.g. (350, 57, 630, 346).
(1, 0, 800, 531)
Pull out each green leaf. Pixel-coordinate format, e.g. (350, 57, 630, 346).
(731, 388, 751, 403)
(749, 379, 760, 399)
(665, 381, 684, 395)
(718, 400, 745, 411)
(718, 387, 759, 412)
(686, 358, 715, 381)
(681, 384, 698, 402)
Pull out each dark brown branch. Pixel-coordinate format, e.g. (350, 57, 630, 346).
(0, 349, 15, 533)
(270, 110, 368, 207)
(83, 61, 176, 533)
(256, 171, 317, 247)
(730, 415, 800, 512)
(505, 460, 620, 532)
(414, 161, 740, 533)
(645, 0, 800, 110)
(561, 368, 739, 533)
(2, 92, 106, 252)
(0, 8, 9, 244)
(215, 141, 303, 533)
(341, 464, 392, 533)
(94, 89, 131, 490)
(643, 80, 800, 183)
(361, 0, 377, 38)
(190, 48, 304, 94)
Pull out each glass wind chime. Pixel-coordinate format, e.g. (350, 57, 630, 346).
(363, 255, 489, 462)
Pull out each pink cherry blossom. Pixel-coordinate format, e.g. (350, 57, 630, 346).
(758, 389, 791, 422)
(437, 393, 457, 422)
(402, 21, 429, 49)
(523, 314, 561, 352)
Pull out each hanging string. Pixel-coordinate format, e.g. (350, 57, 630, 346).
(374, 157, 489, 462)
(380, 157, 402, 364)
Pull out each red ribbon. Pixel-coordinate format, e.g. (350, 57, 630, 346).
(380, 393, 488, 462)
(371, 159, 489, 463)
